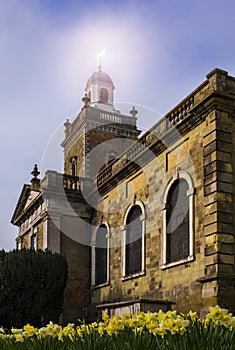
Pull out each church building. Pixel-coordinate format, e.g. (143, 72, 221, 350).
(11, 65, 235, 322)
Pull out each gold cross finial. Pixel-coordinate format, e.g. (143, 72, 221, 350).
(96, 49, 106, 70)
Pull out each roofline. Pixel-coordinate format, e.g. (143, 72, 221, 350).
(11, 185, 42, 225)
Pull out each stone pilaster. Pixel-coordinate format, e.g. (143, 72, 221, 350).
(201, 107, 235, 310)
(46, 216, 61, 253)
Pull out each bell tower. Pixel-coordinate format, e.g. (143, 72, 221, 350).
(61, 64, 141, 178)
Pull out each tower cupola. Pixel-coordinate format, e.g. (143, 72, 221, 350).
(84, 54, 115, 111)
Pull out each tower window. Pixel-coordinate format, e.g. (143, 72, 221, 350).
(70, 157, 77, 176)
(100, 88, 108, 104)
(106, 151, 117, 165)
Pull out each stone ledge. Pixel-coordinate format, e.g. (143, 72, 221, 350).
(206, 68, 228, 79)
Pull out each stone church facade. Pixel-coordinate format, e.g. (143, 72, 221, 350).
(12, 66, 235, 322)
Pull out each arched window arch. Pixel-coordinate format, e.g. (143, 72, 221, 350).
(161, 171, 194, 268)
(123, 201, 145, 278)
(100, 88, 108, 104)
(92, 222, 110, 286)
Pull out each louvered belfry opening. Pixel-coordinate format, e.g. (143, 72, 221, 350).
(126, 206, 142, 276)
(95, 224, 108, 285)
(166, 179, 189, 263)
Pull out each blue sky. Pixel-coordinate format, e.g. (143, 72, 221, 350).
(1, 0, 235, 250)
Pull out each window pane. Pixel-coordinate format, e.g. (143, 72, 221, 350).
(95, 225, 108, 285)
(166, 179, 189, 263)
(100, 88, 108, 104)
(126, 206, 142, 276)
(31, 234, 37, 250)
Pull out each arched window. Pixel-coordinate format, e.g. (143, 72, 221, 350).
(70, 157, 77, 177)
(106, 151, 117, 165)
(166, 179, 189, 263)
(124, 204, 145, 277)
(161, 172, 194, 268)
(95, 224, 108, 285)
(100, 88, 108, 104)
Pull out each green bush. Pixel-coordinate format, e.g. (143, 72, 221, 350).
(0, 249, 68, 329)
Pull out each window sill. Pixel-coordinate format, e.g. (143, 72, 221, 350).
(92, 281, 110, 290)
(161, 255, 194, 270)
(122, 270, 146, 281)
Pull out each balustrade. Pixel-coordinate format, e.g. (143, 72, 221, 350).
(168, 96, 194, 126)
(63, 174, 80, 191)
(97, 94, 195, 187)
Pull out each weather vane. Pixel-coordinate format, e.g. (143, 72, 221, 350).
(96, 49, 106, 70)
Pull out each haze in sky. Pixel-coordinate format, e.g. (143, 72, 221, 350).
(1, 0, 235, 250)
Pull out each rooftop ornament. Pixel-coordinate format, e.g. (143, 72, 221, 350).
(130, 106, 138, 118)
(31, 164, 40, 189)
(31, 164, 40, 178)
(82, 93, 91, 108)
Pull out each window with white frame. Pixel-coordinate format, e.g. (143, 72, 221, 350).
(30, 234, 37, 249)
(161, 172, 194, 268)
(92, 223, 109, 286)
(123, 202, 145, 278)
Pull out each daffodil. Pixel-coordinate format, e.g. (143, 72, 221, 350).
(23, 323, 37, 337)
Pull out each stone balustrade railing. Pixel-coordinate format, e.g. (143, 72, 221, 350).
(97, 166, 112, 187)
(63, 174, 80, 191)
(167, 96, 194, 126)
(42, 171, 81, 192)
(97, 92, 196, 187)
